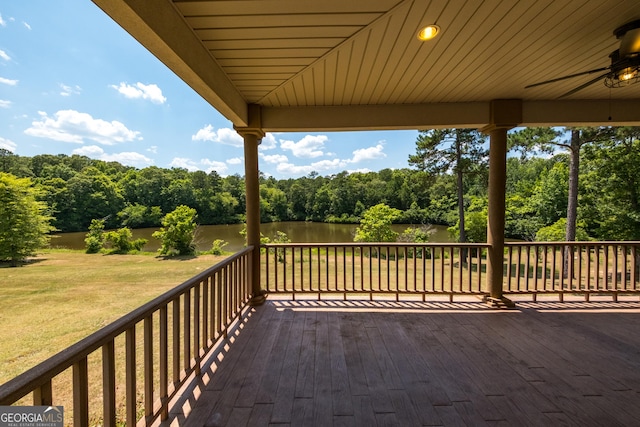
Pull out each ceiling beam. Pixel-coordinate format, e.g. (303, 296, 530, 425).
(92, 0, 249, 126)
(523, 100, 640, 127)
(260, 103, 491, 131)
(260, 99, 640, 131)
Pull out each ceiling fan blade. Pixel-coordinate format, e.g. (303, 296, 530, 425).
(525, 67, 610, 89)
(558, 71, 611, 98)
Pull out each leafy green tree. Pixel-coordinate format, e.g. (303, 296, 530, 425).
(580, 127, 640, 240)
(260, 186, 288, 222)
(0, 173, 55, 265)
(535, 218, 590, 242)
(84, 219, 106, 253)
(447, 196, 487, 243)
(118, 204, 163, 228)
(60, 166, 125, 231)
(153, 205, 198, 256)
(528, 160, 569, 226)
(409, 129, 488, 242)
(509, 127, 612, 242)
(354, 203, 402, 243)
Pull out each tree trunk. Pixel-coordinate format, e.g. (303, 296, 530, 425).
(564, 129, 580, 279)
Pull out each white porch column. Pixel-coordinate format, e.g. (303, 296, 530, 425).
(481, 100, 521, 308)
(235, 105, 266, 305)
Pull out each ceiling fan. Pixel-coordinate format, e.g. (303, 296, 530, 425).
(525, 19, 640, 98)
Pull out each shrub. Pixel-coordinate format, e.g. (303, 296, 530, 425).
(209, 239, 229, 255)
(104, 227, 147, 253)
(153, 205, 198, 256)
(84, 219, 106, 253)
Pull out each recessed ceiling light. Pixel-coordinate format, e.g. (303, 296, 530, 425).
(417, 25, 440, 41)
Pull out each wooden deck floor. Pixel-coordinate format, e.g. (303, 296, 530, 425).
(165, 298, 640, 426)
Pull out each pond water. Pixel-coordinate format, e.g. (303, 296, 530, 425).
(49, 222, 452, 253)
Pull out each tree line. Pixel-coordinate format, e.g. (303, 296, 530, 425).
(1, 125, 639, 243)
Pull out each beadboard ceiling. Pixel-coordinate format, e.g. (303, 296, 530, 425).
(93, 0, 640, 130)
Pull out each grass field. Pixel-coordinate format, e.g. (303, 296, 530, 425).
(0, 250, 227, 385)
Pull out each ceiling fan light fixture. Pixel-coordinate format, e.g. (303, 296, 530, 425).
(604, 65, 640, 88)
(417, 25, 440, 41)
(620, 67, 638, 81)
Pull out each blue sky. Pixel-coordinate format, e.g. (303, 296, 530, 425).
(0, 1, 420, 179)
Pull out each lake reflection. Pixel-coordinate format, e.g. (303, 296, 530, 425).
(49, 222, 452, 253)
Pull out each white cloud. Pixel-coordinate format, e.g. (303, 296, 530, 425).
(275, 163, 315, 176)
(24, 110, 142, 145)
(261, 153, 288, 164)
(276, 158, 348, 176)
(0, 136, 17, 152)
(170, 157, 229, 175)
(59, 83, 81, 97)
(23, 22, 31, 30)
(227, 157, 242, 165)
(191, 124, 244, 147)
(110, 82, 166, 104)
(0, 100, 11, 108)
(0, 77, 17, 86)
(347, 168, 372, 174)
(280, 135, 328, 158)
(259, 133, 277, 150)
(351, 143, 386, 163)
(0, 14, 5, 27)
(0, 50, 10, 61)
(170, 157, 199, 172)
(72, 145, 153, 167)
(201, 159, 228, 175)
(147, 145, 157, 154)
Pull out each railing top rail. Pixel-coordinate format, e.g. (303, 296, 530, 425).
(504, 241, 640, 246)
(261, 242, 490, 248)
(0, 246, 254, 405)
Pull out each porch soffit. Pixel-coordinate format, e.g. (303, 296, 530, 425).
(92, 0, 640, 130)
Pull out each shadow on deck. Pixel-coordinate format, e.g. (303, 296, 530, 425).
(163, 297, 640, 426)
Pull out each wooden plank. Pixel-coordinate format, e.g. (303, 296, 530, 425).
(225, 407, 252, 426)
(351, 395, 376, 427)
(340, 314, 369, 397)
(294, 329, 316, 398)
(389, 389, 422, 426)
(328, 312, 353, 416)
(181, 390, 222, 427)
(290, 397, 314, 426)
(271, 310, 306, 423)
(247, 403, 273, 426)
(313, 312, 333, 424)
(435, 403, 470, 427)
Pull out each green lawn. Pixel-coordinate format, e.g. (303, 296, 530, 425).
(0, 250, 227, 384)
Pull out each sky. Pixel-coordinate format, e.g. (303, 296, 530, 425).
(0, 1, 420, 179)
